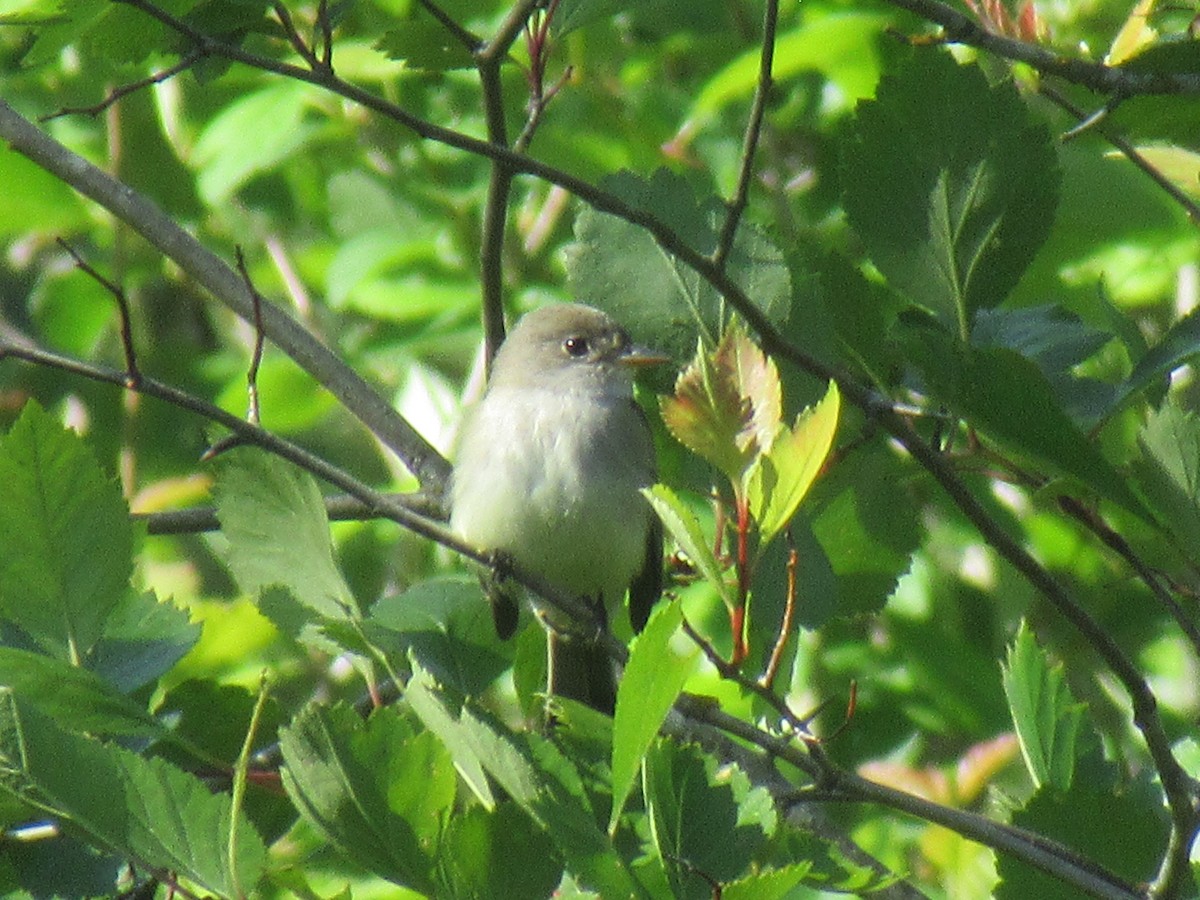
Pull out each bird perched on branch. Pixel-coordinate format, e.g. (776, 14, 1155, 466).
(451, 303, 665, 713)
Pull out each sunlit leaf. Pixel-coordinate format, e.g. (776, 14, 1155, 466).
(660, 327, 781, 487)
(610, 601, 700, 830)
(1001, 623, 1086, 791)
(746, 381, 840, 548)
(642, 484, 734, 607)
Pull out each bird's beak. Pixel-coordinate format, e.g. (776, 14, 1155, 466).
(619, 346, 672, 369)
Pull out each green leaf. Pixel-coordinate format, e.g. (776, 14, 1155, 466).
(1001, 623, 1087, 791)
(214, 448, 358, 621)
(904, 323, 1150, 519)
(972, 305, 1116, 425)
(0, 647, 163, 739)
(565, 169, 790, 362)
(660, 326, 781, 487)
(436, 802, 562, 900)
(1133, 402, 1200, 554)
(0, 402, 133, 660)
(842, 49, 1059, 334)
(610, 601, 699, 831)
(375, 19, 475, 70)
(808, 444, 921, 618)
(85, 590, 200, 693)
(1119, 304, 1200, 411)
(360, 577, 511, 696)
(746, 381, 840, 547)
(999, 774, 1169, 899)
(0, 689, 265, 895)
(407, 666, 641, 897)
(192, 81, 318, 205)
(642, 484, 734, 608)
(279, 703, 453, 892)
(687, 12, 887, 120)
(721, 863, 813, 900)
(405, 667, 495, 809)
(642, 740, 776, 897)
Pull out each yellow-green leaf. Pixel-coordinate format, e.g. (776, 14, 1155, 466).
(642, 484, 734, 608)
(746, 382, 841, 547)
(660, 327, 781, 486)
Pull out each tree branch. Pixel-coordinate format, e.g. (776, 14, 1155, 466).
(0, 100, 451, 495)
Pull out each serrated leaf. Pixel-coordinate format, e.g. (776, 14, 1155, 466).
(407, 666, 639, 897)
(279, 703, 451, 892)
(808, 444, 921, 618)
(642, 484, 734, 608)
(565, 169, 790, 363)
(721, 863, 813, 900)
(1001, 623, 1087, 790)
(905, 324, 1151, 519)
(0, 402, 133, 660)
(0, 647, 163, 739)
(1133, 402, 1200, 553)
(214, 448, 358, 622)
(999, 774, 1169, 899)
(375, 20, 475, 70)
(642, 740, 775, 896)
(610, 601, 699, 831)
(660, 327, 781, 486)
(360, 577, 511, 697)
(746, 381, 840, 547)
(842, 50, 1059, 332)
(0, 689, 265, 895)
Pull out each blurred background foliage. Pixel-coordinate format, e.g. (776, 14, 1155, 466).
(2, 0, 1200, 896)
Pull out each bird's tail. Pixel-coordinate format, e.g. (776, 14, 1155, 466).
(547, 633, 618, 714)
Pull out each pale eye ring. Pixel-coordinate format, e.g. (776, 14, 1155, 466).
(563, 335, 590, 357)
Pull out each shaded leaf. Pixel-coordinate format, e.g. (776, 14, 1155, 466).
(0, 647, 163, 739)
(643, 739, 776, 899)
(904, 322, 1150, 518)
(999, 774, 1169, 899)
(0, 402, 133, 660)
(279, 703, 452, 892)
(1133, 402, 1200, 554)
(359, 577, 511, 696)
(0, 690, 265, 895)
(565, 169, 790, 363)
(842, 49, 1059, 331)
(407, 666, 641, 897)
(375, 19, 475, 70)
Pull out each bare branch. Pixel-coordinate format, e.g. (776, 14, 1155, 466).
(713, 0, 778, 270)
(56, 239, 141, 387)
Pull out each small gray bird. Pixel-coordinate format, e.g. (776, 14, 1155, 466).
(450, 303, 665, 713)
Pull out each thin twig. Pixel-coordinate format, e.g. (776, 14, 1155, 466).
(234, 247, 265, 426)
(39, 50, 203, 122)
(415, 0, 480, 52)
(880, 0, 1200, 95)
(1041, 83, 1200, 222)
(272, 0, 320, 70)
(713, 0, 777, 270)
(56, 239, 141, 387)
(760, 540, 797, 691)
(0, 98, 451, 492)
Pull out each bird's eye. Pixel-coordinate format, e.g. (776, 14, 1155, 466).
(563, 335, 590, 357)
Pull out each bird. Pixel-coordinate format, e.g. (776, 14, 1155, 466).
(450, 303, 665, 713)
